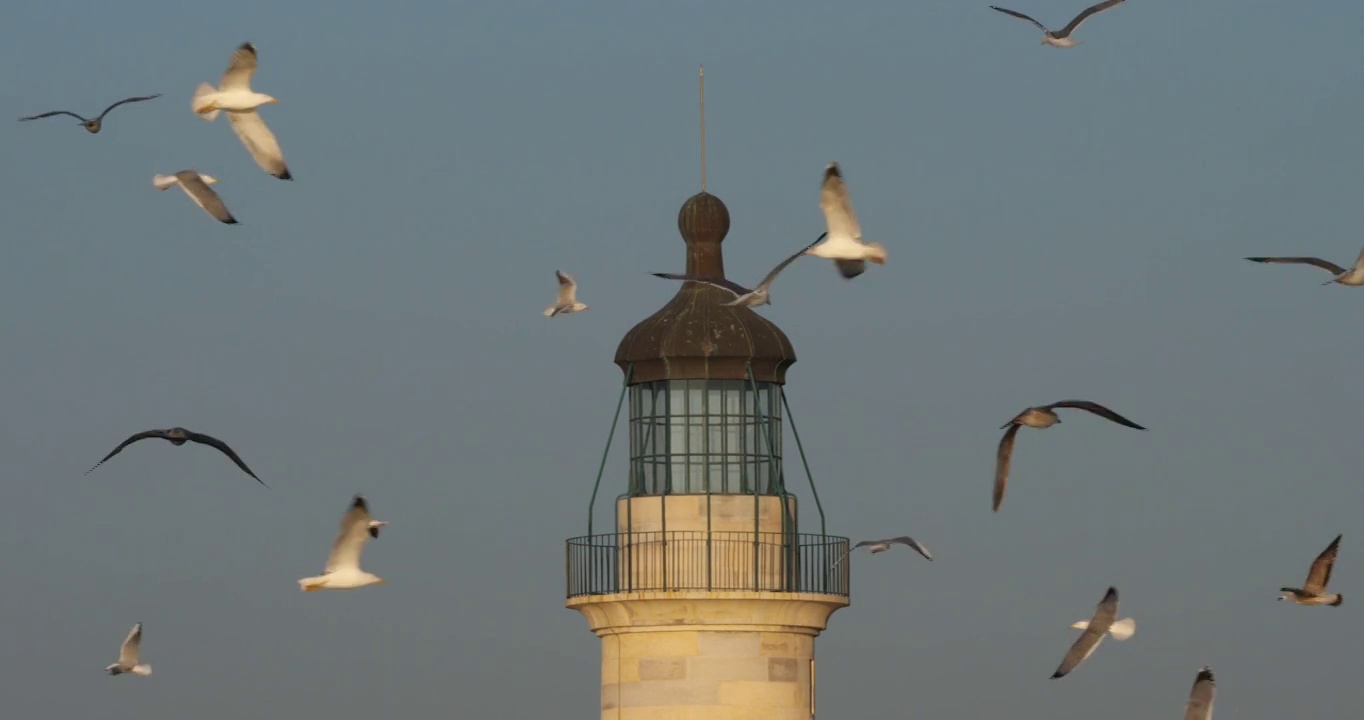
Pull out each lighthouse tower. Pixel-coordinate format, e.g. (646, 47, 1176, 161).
(565, 178, 851, 718)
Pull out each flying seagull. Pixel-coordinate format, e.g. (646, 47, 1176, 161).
(1279, 534, 1343, 606)
(833, 536, 933, 569)
(86, 427, 263, 485)
(805, 162, 887, 280)
(153, 171, 238, 224)
(18, 94, 162, 133)
(105, 622, 152, 677)
(1245, 248, 1364, 286)
(989, 0, 1126, 48)
(1052, 586, 1130, 679)
(543, 271, 589, 317)
(994, 400, 1145, 512)
(298, 494, 389, 591)
(652, 233, 825, 307)
(193, 42, 291, 180)
(1184, 666, 1216, 720)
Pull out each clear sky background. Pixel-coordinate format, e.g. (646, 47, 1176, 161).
(2, 0, 1362, 717)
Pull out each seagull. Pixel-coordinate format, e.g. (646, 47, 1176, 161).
(104, 622, 152, 677)
(18, 94, 161, 133)
(1279, 534, 1343, 606)
(833, 536, 933, 569)
(1245, 248, 1364, 286)
(153, 171, 238, 224)
(193, 42, 291, 180)
(1184, 666, 1216, 720)
(298, 495, 389, 591)
(989, 0, 1127, 48)
(543, 271, 589, 317)
(994, 400, 1145, 512)
(1052, 586, 1129, 679)
(805, 163, 887, 280)
(652, 234, 825, 307)
(86, 427, 263, 485)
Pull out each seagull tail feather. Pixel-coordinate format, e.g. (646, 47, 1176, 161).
(131, 664, 152, 676)
(1109, 617, 1136, 640)
(152, 174, 178, 191)
(192, 83, 221, 121)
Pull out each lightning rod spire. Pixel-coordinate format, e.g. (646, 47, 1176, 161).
(699, 64, 706, 192)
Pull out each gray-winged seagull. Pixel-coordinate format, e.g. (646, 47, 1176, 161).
(994, 400, 1145, 512)
(1052, 586, 1130, 679)
(1184, 666, 1216, 720)
(105, 622, 152, 677)
(1279, 534, 1343, 606)
(1245, 248, 1364, 286)
(193, 42, 291, 180)
(298, 495, 389, 591)
(153, 171, 238, 224)
(86, 426, 263, 485)
(989, 0, 1127, 47)
(543, 271, 589, 317)
(652, 233, 826, 307)
(19, 94, 162, 133)
(805, 163, 886, 279)
(833, 536, 933, 569)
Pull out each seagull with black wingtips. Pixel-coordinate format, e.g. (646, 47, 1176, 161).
(1245, 247, 1364, 286)
(832, 536, 933, 569)
(989, 0, 1127, 48)
(86, 426, 264, 485)
(805, 163, 887, 280)
(544, 271, 589, 317)
(652, 233, 826, 307)
(19, 94, 161, 133)
(994, 399, 1145, 512)
(1278, 534, 1344, 606)
(1184, 666, 1216, 720)
(1051, 586, 1131, 679)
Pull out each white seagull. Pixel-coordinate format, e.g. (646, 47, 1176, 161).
(989, 0, 1126, 48)
(193, 42, 291, 180)
(652, 233, 825, 307)
(805, 162, 887, 279)
(1245, 248, 1364, 286)
(1184, 666, 1216, 720)
(543, 271, 589, 317)
(153, 171, 238, 224)
(298, 495, 389, 592)
(105, 622, 152, 677)
(833, 536, 933, 569)
(1052, 586, 1131, 679)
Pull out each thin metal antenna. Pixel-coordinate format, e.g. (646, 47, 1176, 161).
(699, 64, 706, 192)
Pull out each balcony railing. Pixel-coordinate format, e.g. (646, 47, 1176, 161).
(566, 531, 850, 598)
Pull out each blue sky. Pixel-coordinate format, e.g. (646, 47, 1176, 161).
(2, 0, 1362, 717)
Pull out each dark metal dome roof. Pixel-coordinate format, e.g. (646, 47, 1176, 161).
(614, 191, 796, 384)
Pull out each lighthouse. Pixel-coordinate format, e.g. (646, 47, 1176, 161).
(565, 173, 852, 719)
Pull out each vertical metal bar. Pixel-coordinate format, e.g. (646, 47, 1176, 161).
(781, 392, 828, 536)
(587, 365, 633, 537)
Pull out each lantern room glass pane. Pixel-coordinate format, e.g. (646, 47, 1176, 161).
(628, 379, 783, 495)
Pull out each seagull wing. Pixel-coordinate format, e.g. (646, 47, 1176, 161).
(1046, 400, 1146, 430)
(651, 273, 748, 298)
(1058, 0, 1126, 36)
(95, 94, 162, 121)
(117, 623, 143, 667)
(1244, 257, 1348, 275)
(851, 540, 881, 550)
(1183, 666, 1216, 720)
(325, 495, 374, 573)
(87, 430, 169, 474)
(988, 5, 1051, 32)
(185, 431, 263, 485)
(18, 110, 89, 122)
(1303, 534, 1342, 594)
(174, 171, 238, 224)
(227, 111, 291, 180)
(819, 163, 861, 244)
(753, 233, 826, 292)
(1352, 246, 1364, 271)
(556, 270, 579, 304)
(993, 424, 1021, 512)
(890, 536, 933, 561)
(220, 42, 258, 90)
(1052, 587, 1118, 679)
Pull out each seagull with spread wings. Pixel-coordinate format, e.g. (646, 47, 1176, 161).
(19, 94, 161, 134)
(805, 163, 887, 279)
(193, 42, 291, 180)
(994, 400, 1145, 512)
(104, 622, 152, 677)
(989, 0, 1127, 48)
(543, 271, 589, 317)
(1245, 248, 1364, 286)
(833, 536, 933, 569)
(1183, 666, 1216, 720)
(298, 495, 389, 591)
(1052, 586, 1131, 679)
(1279, 534, 1344, 606)
(652, 233, 825, 307)
(86, 427, 263, 485)
(153, 171, 238, 224)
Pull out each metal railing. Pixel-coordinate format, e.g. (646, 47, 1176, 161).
(566, 531, 850, 598)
